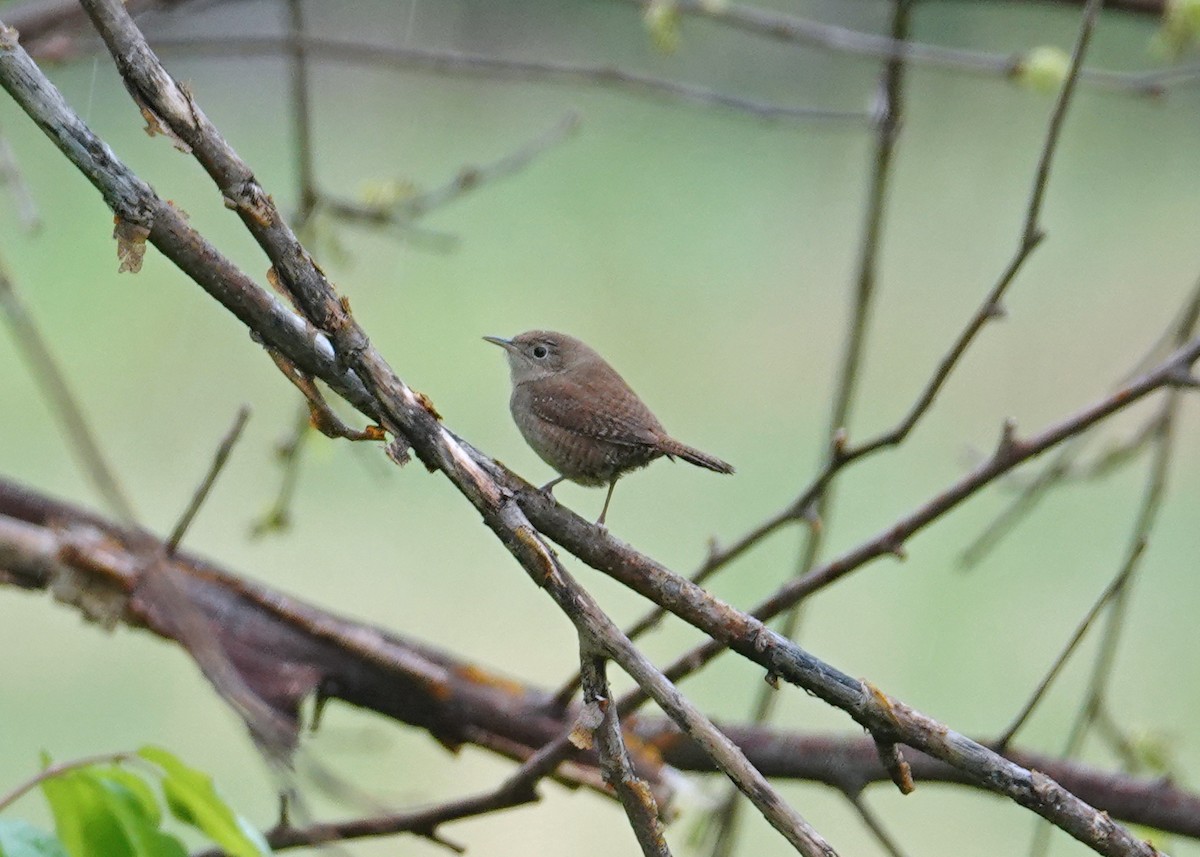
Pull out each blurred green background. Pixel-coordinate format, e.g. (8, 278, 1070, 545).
(2, 1, 1199, 855)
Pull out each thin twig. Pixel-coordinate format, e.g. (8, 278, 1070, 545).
(779, 0, 1103, 512)
(977, 281, 1200, 746)
(579, 651, 671, 857)
(250, 405, 310, 538)
(610, 0, 1171, 97)
(1024, 281, 1198, 852)
(319, 111, 582, 227)
(845, 793, 911, 857)
(0, 130, 40, 230)
(0, 253, 136, 523)
(0, 751, 134, 812)
(957, 439, 1084, 569)
(164, 406, 250, 554)
(995, 537, 1148, 750)
(3, 7, 1184, 853)
(707, 4, 914, 853)
(285, 0, 317, 225)
(147, 35, 872, 124)
(961, 278, 1200, 568)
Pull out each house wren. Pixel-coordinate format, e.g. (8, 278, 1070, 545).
(484, 330, 733, 524)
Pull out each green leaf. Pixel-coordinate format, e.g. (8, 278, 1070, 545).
(90, 773, 186, 857)
(38, 757, 187, 857)
(40, 764, 132, 857)
(1153, 0, 1200, 57)
(91, 769, 160, 828)
(0, 819, 69, 857)
(136, 747, 269, 857)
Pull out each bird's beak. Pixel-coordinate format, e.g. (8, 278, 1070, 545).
(483, 335, 517, 353)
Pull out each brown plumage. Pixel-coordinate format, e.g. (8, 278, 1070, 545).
(484, 330, 733, 524)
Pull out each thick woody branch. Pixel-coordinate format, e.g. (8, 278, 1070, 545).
(72, 5, 833, 852)
(2, 479, 1199, 845)
(1, 7, 1193, 855)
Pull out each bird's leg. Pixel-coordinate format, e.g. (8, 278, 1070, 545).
(539, 475, 567, 495)
(596, 479, 618, 526)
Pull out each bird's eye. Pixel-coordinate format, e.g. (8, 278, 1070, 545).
(532, 345, 549, 359)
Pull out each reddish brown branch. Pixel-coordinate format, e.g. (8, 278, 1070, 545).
(2, 477, 1199, 847)
(1, 6, 1194, 854)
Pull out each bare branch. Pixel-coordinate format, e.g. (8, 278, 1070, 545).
(845, 793, 911, 857)
(0, 252, 136, 523)
(0, 130, 40, 229)
(0, 751, 134, 812)
(1, 6, 1188, 853)
(579, 652, 671, 857)
(996, 538, 1148, 749)
(249, 406, 310, 538)
(708, 2, 917, 850)
(4, 481, 1200, 847)
(318, 111, 582, 228)
(150, 35, 869, 124)
(285, 0, 317, 225)
(610, 0, 1173, 97)
(164, 406, 249, 555)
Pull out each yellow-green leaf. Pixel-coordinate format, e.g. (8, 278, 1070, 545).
(136, 747, 268, 857)
(1014, 45, 1070, 94)
(644, 0, 681, 54)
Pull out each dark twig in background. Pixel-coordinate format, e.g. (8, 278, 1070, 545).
(2, 3, 1194, 851)
(6, 0, 1183, 100)
(249, 406, 310, 538)
(788, 0, 1098, 481)
(0, 1, 1197, 855)
(705, 1, 913, 852)
(611, 0, 1176, 96)
(844, 793, 911, 857)
(0, 253, 136, 523)
(164, 406, 249, 555)
(0, 130, 40, 230)
(318, 111, 581, 230)
(1027, 279, 1199, 857)
(150, 35, 869, 124)
(5, 479, 1200, 848)
(0, 751, 135, 813)
(285, 0, 317, 226)
(960, 279, 1200, 569)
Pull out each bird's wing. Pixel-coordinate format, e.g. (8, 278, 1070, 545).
(524, 375, 664, 449)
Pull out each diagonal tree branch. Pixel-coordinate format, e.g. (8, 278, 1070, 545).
(1, 6, 1193, 855)
(3, 478, 1200, 848)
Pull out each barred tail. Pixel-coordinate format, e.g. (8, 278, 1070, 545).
(659, 438, 734, 474)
